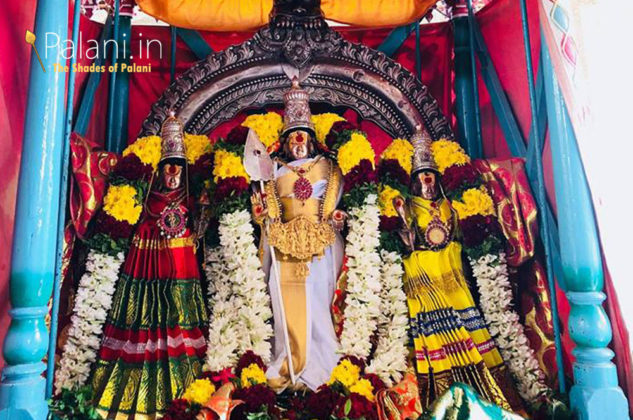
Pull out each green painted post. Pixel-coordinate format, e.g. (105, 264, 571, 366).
(452, 2, 483, 158)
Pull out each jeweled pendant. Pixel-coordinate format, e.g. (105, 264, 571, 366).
(294, 177, 313, 201)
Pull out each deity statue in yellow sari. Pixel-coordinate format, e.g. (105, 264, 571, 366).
(392, 129, 523, 412)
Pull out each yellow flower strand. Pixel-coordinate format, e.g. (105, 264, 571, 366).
(182, 379, 216, 405)
(431, 138, 470, 174)
(213, 149, 250, 182)
(451, 187, 495, 220)
(380, 138, 414, 175)
(337, 132, 375, 175)
(103, 184, 143, 225)
(240, 363, 267, 388)
(311, 113, 345, 145)
(184, 133, 211, 164)
(241, 112, 284, 149)
(378, 184, 402, 217)
(122, 136, 162, 170)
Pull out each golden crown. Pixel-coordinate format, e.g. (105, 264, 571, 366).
(410, 125, 437, 174)
(282, 77, 315, 138)
(160, 112, 186, 163)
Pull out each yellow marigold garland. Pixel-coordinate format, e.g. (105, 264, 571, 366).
(327, 359, 361, 388)
(311, 113, 345, 145)
(102, 184, 143, 225)
(184, 134, 211, 164)
(337, 132, 375, 175)
(380, 138, 414, 175)
(241, 112, 283, 150)
(182, 378, 216, 405)
(378, 185, 401, 217)
(213, 149, 250, 183)
(431, 138, 470, 173)
(240, 363, 267, 388)
(349, 378, 375, 402)
(122, 135, 162, 170)
(451, 187, 495, 220)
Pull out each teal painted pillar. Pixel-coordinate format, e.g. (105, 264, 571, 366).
(542, 37, 629, 420)
(452, 2, 483, 158)
(0, 0, 69, 417)
(107, 13, 132, 153)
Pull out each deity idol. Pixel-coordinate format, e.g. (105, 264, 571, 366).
(91, 116, 208, 418)
(393, 129, 522, 411)
(251, 80, 346, 391)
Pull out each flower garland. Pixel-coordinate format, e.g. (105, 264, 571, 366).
(365, 250, 409, 387)
(430, 138, 550, 404)
(204, 129, 273, 373)
(338, 194, 382, 359)
(321, 121, 383, 360)
(54, 250, 124, 393)
(471, 252, 550, 402)
(203, 246, 242, 372)
(311, 112, 345, 146)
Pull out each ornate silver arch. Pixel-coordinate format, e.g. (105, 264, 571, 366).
(140, 2, 453, 141)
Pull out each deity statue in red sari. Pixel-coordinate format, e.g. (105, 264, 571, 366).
(91, 116, 208, 419)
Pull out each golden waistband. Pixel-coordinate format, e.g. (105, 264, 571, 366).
(132, 235, 195, 250)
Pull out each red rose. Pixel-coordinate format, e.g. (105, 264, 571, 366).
(214, 177, 250, 202)
(226, 125, 249, 145)
(111, 153, 153, 181)
(235, 350, 266, 376)
(460, 214, 502, 248)
(189, 153, 213, 178)
(94, 212, 135, 239)
(343, 159, 377, 193)
(378, 159, 410, 189)
(232, 384, 276, 417)
(163, 398, 199, 420)
(441, 163, 480, 192)
(325, 121, 357, 149)
(379, 215, 400, 232)
(335, 393, 377, 420)
(306, 386, 344, 420)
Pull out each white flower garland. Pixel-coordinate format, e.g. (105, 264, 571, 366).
(54, 250, 124, 394)
(204, 209, 273, 371)
(365, 250, 409, 387)
(470, 252, 550, 403)
(203, 246, 242, 372)
(338, 194, 382, 359)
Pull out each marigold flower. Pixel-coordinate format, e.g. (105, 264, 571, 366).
(311, 113, 345, 145)
(212, 149, 250, 183)
(378, 184, 402, 217)
(184, 134, 212, 164)
(241, 112, 283, 149)
(337, 132, 375, 175)
(123, 135, 162, 170)
(380, 138, 414, 175)
(452, 187, 495, 220)
(182, 378, 216, 405)
(431, 138, 470, 173)
(102, 184, 142, 225)
(240, 363, 267, 388)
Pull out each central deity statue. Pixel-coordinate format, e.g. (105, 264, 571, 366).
(251, 80, 346, 391)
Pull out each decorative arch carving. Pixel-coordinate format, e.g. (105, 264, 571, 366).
(140, 2, 453, 141)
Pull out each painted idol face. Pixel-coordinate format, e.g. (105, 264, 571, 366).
(413, 170, 440, 200)
(285, 130, 313, 161)
(161, 162, 183, 190)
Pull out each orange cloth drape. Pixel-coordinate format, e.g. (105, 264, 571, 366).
(136, 0, 437, 31)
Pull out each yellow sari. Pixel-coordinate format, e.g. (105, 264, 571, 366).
(402, 197, 522, 412)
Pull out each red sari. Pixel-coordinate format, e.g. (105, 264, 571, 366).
(92, 188, 208, 419)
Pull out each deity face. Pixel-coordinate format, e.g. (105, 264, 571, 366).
(161, 162, 184, 190)
(285, 130, 314, 161)
(413, 170, 440, 200)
